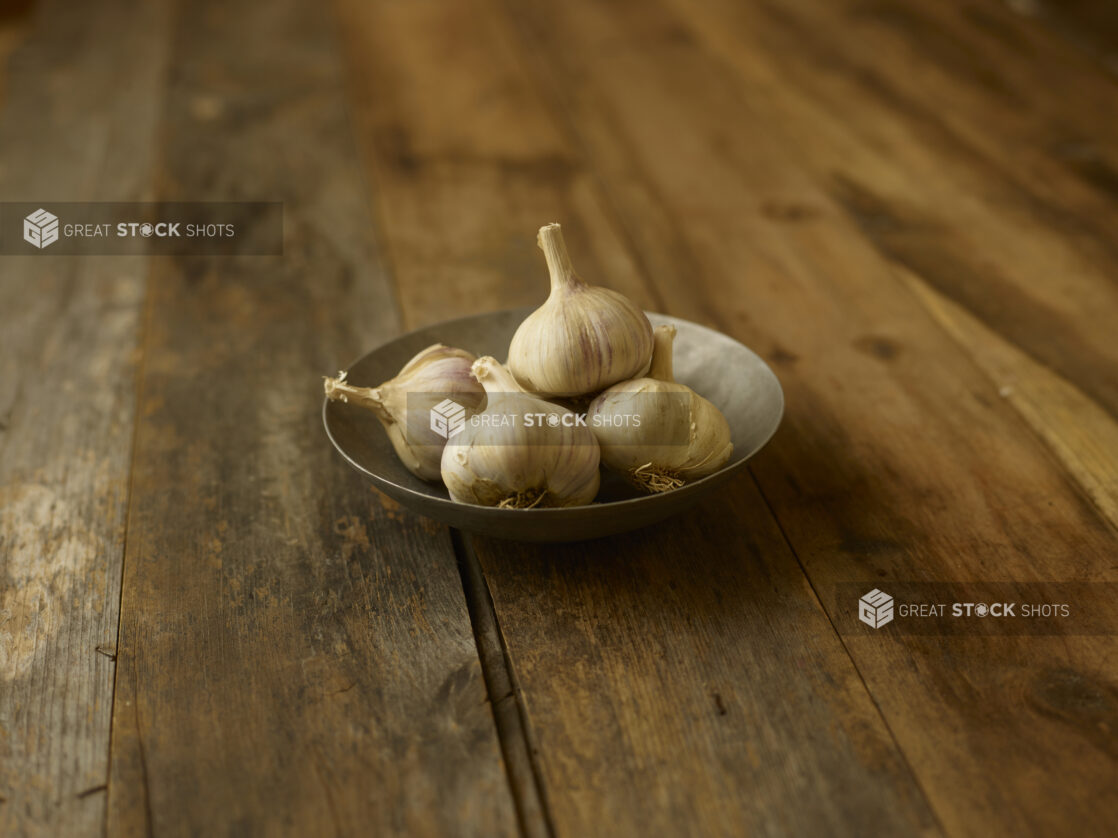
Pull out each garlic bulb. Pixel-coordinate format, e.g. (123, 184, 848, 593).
(324, 344, 484, 481)
(587, 324, 732, 492)
(507, 223, 653, 398)
(441, 357, 600, 508)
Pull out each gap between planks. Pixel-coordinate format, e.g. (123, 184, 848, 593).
(452, 529, 556, 838)
(746, 466, 949, 837)
(107, 265, 160, 838)
(102, 0, 179, 825)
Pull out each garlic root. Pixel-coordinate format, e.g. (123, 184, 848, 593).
(630, 463, 686, 493)
(497, 488, 549, 509)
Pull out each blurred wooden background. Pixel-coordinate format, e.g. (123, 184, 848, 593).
(1, 0, 1116, 835)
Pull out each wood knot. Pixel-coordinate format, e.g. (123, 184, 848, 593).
(769, 345, 800, 365)
(853, 335, 902, 361)
(760, 200, 821, 223)
(1028, 667, 1118, 759)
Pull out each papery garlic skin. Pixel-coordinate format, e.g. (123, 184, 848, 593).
(507, 223, 653, 398)
(324, 344, 484, 481)
(587, 324, 732, 492)
(441, 357, 601, 508)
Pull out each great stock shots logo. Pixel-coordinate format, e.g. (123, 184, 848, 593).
(838, 582, 1112, 635)
(430, 398, 467, 440)
(4, 202, 284, 254)
(23, 208, 59, 249)
(859, 589, 895, 629)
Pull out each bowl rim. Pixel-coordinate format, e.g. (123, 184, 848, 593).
(323, 308, 784, 516)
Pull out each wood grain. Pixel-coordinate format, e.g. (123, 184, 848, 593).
(480, 486, 943, 838)
(989, 0, 1118, 72)
(896, 264, 1118, 532)
(336, 1, 947, 834)
(104, 0, 517, 835)
(0, 1, 171, 834)
(646, 0, 1118, 531)
(668, 0, 1118, 429)
(493, 0, 1118, 833)
(332, 0, 661, 329)
(2, 0, 1115, 835)
(0, 0, 33, 108)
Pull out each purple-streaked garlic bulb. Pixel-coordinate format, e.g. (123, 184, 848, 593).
(507, 223, 653, 399)
(324, 344, 484, 481)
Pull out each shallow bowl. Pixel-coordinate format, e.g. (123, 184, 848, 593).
(323, 309, 783, 541)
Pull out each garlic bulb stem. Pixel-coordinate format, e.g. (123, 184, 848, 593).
(648, 324, 676, 382)
(323, 376, 389, 421)
(472, 355, 524, 393)
(538, 222, 578, 292)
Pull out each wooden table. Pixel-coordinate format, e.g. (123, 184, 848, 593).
(2, 0, 1116, 835)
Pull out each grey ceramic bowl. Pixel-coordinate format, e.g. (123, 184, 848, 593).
(323, 309, 783, 542)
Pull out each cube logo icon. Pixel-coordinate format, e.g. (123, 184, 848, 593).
(859, 589, 894, 629)
(430, 398, 466, 440)
(24, 208, 60, 249)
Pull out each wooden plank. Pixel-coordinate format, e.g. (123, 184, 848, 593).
(490, 0, 1118, 834)
(455, 532, 551, 838)
(335, 1, 945, 835)
(650, 0, 1118, 529)
(666, 0, 1118, 428)
(896, 264, 1118, 531)
(479, 488, 943, 838)
(104, 0, 517, 835)
(0, 1, 172, 835)
(332, 0, 661, 329)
